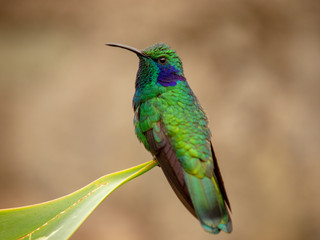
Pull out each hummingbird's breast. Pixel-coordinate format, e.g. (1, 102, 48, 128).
(136, 81, 213, 177)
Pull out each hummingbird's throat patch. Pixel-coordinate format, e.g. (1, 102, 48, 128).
(157, 65, 186, 87)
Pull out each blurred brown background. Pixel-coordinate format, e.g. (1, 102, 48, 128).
(1, 0, 319, 239)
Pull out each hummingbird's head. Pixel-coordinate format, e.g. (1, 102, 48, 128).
(107, 43, 186, 90)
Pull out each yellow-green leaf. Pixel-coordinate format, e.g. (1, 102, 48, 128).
(0, 160, 158, 240)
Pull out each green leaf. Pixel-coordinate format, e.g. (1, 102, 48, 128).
(0, 160, 158, 240)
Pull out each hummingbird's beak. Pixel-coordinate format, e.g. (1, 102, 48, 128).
(106, 43, 147, 57)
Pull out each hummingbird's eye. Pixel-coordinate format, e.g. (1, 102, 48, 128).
(157, 57, 167, 64)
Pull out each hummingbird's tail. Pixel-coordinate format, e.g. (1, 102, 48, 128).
(185, 173, 232, 234)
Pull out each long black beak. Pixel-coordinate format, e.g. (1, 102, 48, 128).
(106, 43, 147, 57)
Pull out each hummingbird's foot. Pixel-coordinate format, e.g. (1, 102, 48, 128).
(153, 157, 160, 167)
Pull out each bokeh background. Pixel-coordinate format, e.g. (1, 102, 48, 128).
(1, 0, 319, 239)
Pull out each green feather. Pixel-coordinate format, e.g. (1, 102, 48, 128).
(185, 173, 232, 234)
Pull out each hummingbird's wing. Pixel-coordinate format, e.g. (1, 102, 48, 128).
(145, 123, 196, 217)
(210, 142, 231, 211)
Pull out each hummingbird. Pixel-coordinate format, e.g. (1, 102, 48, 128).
(107, 43, 232, 234)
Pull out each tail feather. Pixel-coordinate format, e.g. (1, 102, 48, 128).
(185, 173, 232, 234)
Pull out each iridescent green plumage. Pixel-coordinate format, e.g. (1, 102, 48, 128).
(108, 43, 232, 234)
